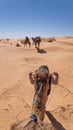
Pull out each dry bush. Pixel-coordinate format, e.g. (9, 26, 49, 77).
(48, 37, 56, 42)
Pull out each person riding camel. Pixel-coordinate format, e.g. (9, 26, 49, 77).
(29, 65, 59, 123)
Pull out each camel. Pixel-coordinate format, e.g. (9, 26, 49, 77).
(21, 37, 31, 48)
(31, 37, 41, 48)
(11, 65, 59, 130)
(29, 65, 59, 122)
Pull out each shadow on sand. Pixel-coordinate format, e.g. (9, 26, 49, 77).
(36, 47, 47, 54)
(46, 111, 66, 130)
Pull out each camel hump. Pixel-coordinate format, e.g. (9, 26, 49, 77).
(35, 37, 41, 42)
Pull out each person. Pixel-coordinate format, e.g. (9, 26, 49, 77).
(29, 65, 59, 123)
(25, 36, 29, 40)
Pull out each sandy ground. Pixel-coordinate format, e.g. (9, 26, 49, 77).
(0, 37, 73, 130)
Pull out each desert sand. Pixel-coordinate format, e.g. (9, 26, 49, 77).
(0, 36, 73, 130)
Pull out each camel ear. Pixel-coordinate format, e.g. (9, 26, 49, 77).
(52, 72, 59, 76)
(51, 72, 59, 84)
(29, 72, 32, 75)
(32, 72, 38, 80)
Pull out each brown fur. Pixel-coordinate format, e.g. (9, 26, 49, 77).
(29, 66, 59, 122)
(21, 37, 31, 48)
(31, 37, 41, 48)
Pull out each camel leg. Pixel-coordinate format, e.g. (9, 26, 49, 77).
(29, 42, 31, 48)
(38, 42, 40, 48)
(35, 43, 37, 48)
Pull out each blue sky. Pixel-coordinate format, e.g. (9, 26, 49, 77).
(0, 0, 73, 38)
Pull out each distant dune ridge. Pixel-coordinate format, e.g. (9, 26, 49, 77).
(0, 36, 73, 130)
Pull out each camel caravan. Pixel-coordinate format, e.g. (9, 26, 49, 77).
(16, 36, 56, 49)
(11, 65, 59, 130)
(21, 36, 41, 49)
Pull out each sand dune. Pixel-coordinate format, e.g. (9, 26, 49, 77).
(0, 36, 73, 130)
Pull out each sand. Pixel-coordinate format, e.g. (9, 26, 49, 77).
(0, 37, 73, 130)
